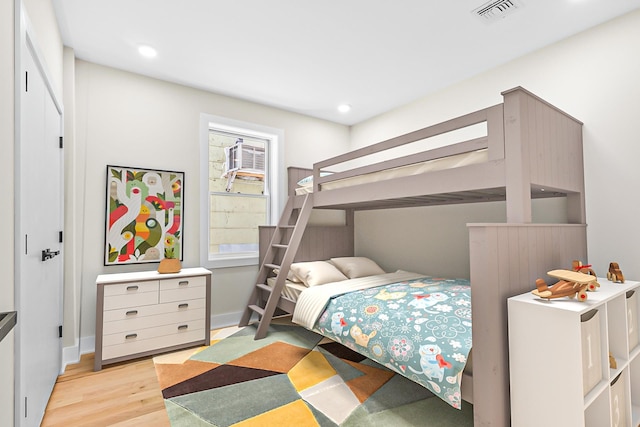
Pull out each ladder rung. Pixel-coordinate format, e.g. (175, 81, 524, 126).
(248, 305, 265, 316)
(272, 243, 288, 249)
(265, 263, 281, 270)
(257, 283, 272, 292)
(279, 225, 295, 229)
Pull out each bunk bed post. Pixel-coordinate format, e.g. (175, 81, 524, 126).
(502, 86, 586, 225)
(502, 88, 532, 223)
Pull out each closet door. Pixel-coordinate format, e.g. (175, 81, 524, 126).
(16, 39, 64, 426)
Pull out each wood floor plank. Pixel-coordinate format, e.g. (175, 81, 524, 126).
(41, 353, 170, 427)
(41, 330, 227, 426)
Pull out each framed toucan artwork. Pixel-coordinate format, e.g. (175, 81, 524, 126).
(104, 165, 184, 266)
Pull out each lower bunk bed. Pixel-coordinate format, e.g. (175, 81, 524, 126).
(278, 262, 473, 408)
(252, 219, 587, 426)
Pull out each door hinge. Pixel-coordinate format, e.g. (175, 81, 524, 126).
(59, 136, 63, 149)
(59, 231, 63, 243)
(59, 325, 63, 338)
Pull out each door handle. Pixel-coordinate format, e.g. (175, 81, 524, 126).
(41, 249, 60, 262)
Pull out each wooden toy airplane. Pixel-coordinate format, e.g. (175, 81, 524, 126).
(532, 269, 598, 302)
(607, 262, 624, 283)
(571, 260, 600, 291)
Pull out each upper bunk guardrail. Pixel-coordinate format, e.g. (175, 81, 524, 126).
(312, 104, 505, 193)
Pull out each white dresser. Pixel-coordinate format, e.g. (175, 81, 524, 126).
(508, 279, 640, 427)
(95, 267, 211, 371)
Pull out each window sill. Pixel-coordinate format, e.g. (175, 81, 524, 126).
(202, 254, 259, 269)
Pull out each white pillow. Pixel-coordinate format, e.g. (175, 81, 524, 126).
(330, 257, 386, 279)
(272, 268, 303, 283)
(289, 261, 348, 287)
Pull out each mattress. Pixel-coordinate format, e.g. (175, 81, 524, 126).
(295, 148, 488, 195)
(266, 277, 307, 301)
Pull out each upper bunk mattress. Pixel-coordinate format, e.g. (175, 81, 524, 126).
(296, 148, 488, 195)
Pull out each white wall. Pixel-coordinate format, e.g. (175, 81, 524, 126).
(351, 10, 640, 280)
(72, 61, 350, 352)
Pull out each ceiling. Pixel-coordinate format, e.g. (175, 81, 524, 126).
(53, 0, 640, 125)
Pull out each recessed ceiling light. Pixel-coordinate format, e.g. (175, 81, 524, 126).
(337, 104, 351, 113)
(138, 45, 157, 58)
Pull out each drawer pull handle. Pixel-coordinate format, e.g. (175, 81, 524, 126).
(178, 281, 189, 286)
(178, 325, 189, 330)
(125, 333, 137, 339)
(126, 285, 139, 291)
(125, 310, 138, 316)
(178, 303, 189, 309)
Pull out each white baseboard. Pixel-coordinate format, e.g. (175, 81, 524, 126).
(61, 341, 79, 374)
(211, 311, 243, 330)
(61, 335, 95, 373)
(80, 335, 95, 356)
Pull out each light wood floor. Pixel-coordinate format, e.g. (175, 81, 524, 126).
(41, 353, 170, 427)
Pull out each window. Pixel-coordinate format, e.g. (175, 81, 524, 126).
(200, 114, 284, 268)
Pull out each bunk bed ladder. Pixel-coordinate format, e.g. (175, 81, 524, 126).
(239, 193, 313, 339)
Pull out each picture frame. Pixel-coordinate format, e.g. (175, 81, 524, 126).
(104, 165, 184, 266)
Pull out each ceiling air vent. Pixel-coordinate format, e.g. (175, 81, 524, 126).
(473, 0, 524, 23)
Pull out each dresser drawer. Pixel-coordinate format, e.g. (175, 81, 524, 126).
(103, 298, 206, 323)
(103, 280, 159, 296)
(102, 305, 206, 335)
(101, 321, 206, 360)
(104, 290, 159, 310)
(160, 283, 206, 303)
(159, 276, 206, 292)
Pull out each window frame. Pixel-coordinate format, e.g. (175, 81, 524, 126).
(200, 113, 284, 269)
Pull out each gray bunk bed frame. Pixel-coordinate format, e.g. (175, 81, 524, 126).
(239, 87, 587, 427)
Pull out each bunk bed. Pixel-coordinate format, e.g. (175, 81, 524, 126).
(239, 87, 588, 426)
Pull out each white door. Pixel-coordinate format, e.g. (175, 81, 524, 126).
(16, 41, 64, 426)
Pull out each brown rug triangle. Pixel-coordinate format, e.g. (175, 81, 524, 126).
(319, 341, 367, 362)
(227, 341, 313, 373)
(154, 359, 219, 390)
(343, 358, 395, 403)
(161, 364, 281, 399)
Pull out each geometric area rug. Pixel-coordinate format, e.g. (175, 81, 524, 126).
(154, 323, 473, 426)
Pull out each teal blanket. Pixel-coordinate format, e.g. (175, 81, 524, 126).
(314, 276, 472, 408)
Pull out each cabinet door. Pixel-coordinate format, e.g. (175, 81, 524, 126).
(581, 309, 602, 396)
(609, 372, 628, 427)
(627, 290, 638, 351)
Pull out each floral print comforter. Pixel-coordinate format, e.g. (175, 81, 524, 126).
(313, 276, 472, 408)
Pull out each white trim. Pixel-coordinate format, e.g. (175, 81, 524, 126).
(79, 335, 95, 356)
(61, 339, 80, 373)
(200, 113, 285, 269)
(210, 311, 247, 330)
